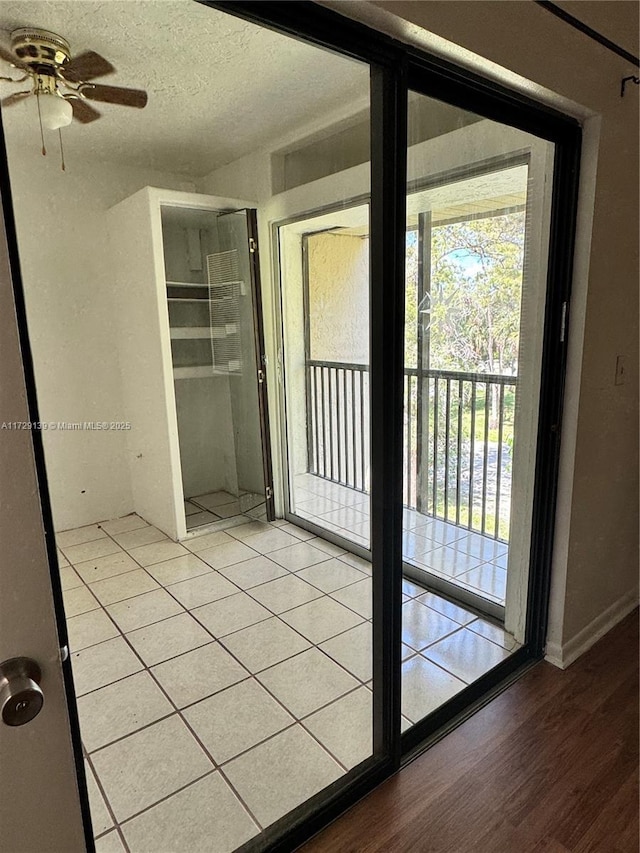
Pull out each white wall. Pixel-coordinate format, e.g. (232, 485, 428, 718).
(4, 143, 194, 531)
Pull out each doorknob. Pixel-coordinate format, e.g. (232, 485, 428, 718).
(0, 657, 44, 726)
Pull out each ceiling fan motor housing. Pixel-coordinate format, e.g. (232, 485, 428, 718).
(11, 28, 71, 70)
(1, 29, 147, 124)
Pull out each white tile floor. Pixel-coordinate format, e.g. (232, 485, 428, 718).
(293, 473, 509, 605)
(58, 513, 519, 852)
(185, 491, 267, 531)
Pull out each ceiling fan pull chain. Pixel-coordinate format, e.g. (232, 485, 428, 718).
(58, 128, 65, 171)
(35, 90, 46, 156)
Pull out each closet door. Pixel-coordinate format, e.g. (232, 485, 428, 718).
(217, 209, 275, 520)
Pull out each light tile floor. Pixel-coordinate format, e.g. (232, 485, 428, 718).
(58, 513, 519, 853)
(185, 490, 267, 531)
(293, 473, 509, 605)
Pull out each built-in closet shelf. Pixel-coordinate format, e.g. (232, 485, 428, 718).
(167, 296, 241, 305)
(170, 327, 211, 340)
(166, 280, 206, 288)
(173, 365, 241, 380)
(170, 327, 238, 340)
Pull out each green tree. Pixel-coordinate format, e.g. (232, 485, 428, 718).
(428, 212, 525, 377)
(405, 229, 419, 367)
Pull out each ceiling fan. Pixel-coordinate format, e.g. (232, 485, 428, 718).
(0, 27, 148, 129)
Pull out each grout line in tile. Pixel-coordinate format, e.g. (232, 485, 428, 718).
(326, 597, 371, 621)
(172, 673, 254, 715)
(298, 707, 366, 775)
(183, 646, 358, 785)
(230, 707, 352, 779)
(106, 601, 191, 636)
(67, 631, 125, 657)
(74, 606, 153, 694)
(85, 710, 180, 756)
(84, 750, 125, 849)
(185, 597, 271, 642)
(214, 765, 265, 832)
(218, 594, 371, 684)
(57, 527, 108, 549)
(93, 829, 112, 841)
(116, 769, 219, 833)
(296, 681, 367, 728)
(115, 825, 131, 853)
(109, 600, 278, 804)
(291, 566, 370, 593)
(214, 717, 297, 773)
(75, 670, 135, 701)
(417, 643, 473, 686)
(75, 531, 167, 579)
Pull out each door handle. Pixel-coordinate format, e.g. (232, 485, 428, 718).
(0, 657, 44, 726)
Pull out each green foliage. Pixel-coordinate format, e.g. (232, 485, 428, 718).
(406, 211, 525, 377)
(405, 230, 419, 368)
(403, 213, 524, 540)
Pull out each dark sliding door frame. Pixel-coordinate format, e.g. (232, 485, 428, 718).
(0, 0, 579, 850)
(200, 2, 580, 850)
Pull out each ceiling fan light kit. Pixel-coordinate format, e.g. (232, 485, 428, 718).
(37, 91, 73, 130)
(0, 27, 148, 167)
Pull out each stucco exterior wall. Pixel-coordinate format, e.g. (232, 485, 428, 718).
(308, 232, 369, 365)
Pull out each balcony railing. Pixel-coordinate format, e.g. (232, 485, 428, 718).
(306, 359, 516, 542)
(306, 360, 370, 493)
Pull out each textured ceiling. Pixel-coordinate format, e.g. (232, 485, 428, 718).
(0, 1, 369, 176)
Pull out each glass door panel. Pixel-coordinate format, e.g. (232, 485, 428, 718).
(279, 203, 371, 552)
(162, 205, 270, 531)
(401, 91, 555, 728)
(271, 45, 375, 837)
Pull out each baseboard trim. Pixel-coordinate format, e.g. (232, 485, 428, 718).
(545, 589, 639, 669)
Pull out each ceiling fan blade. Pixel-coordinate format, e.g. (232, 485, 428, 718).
(81, 84, 147, 109)
(0, 44, 27, 70)
(71, 98, 101, 124)
(61, 50, 115, 83)
(1, 90, 31, 107)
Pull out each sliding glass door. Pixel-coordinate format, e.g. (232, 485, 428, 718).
(277, 81, 563, 744)
(279, 91, 557, 634)
(3, 0, 579, 849)
(401, 91, 556, 634)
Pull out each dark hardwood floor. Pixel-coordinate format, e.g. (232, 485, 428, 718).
(300, 609, 639, 853)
